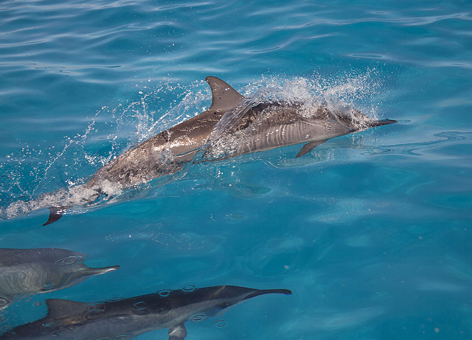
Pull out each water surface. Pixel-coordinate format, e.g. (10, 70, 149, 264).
(1, 0, 471, 339)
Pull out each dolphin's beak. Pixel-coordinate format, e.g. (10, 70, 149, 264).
(51, 265, 120, 291)
(367, 119, 397, 128)
(85, 265, 121, 276)
(243, 288, 292, 300)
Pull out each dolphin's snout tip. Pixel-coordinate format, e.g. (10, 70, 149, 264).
(93, 265, 120, 274)
(369, 119, 397, 128)
(106, 265, 120, 272)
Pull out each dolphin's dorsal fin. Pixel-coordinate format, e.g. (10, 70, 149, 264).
(296, 140, 327, 158)
(168, 323, 187, 340)
(205, 76, 244, 113)
(45, 299, 88, 319)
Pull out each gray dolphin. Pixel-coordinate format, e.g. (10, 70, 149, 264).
(203, 96, 397, 160)
(8, 77, 395, 225)
(0, 248, 119, 310)
(0, 285, 292, 340)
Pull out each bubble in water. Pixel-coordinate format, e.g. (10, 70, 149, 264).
(215, 320, 227, 328)
(85, 302, 106, 320)
(54, 255, 82, 266)
(182, 285, 196, 293)
(157, 289, 171, 297)
(133, 301, 148, 311)
(191, 313, 207, 322)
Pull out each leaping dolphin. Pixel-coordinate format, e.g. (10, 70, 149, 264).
(0, 285, 292, 340)
(0, 248, 119, 310)
(5, 77, 395, 225)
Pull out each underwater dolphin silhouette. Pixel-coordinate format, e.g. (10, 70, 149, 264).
(0, 248, 119, 310)
(0, 285, 292, 340)
(15, 76, 395, 225)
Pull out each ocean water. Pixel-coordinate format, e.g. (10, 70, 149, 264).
(0, 0, 471, 339)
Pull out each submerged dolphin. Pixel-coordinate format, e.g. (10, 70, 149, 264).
(8, 77, 395, 225)
(0, 248, 119, 310)
(0, 285, 292, 340)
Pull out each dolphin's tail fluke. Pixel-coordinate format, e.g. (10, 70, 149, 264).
(42, 206, 71, 226)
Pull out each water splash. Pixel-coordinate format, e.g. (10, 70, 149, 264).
(0, 72, 384, 221)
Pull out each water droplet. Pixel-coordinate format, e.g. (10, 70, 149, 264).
(157, 289, 171, 297)
(191, 313, 207, 322)
(85, 302, 106, 320)
(85, 310, 105, 320)
(133, 301, 148, 310)
(215, 320, 227, 328)
(182, 285, 196, 293)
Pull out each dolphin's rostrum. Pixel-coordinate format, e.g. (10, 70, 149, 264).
(5, 77, 395, 225)
(0, 285, 292, 340)
(0, 248, 119, 310)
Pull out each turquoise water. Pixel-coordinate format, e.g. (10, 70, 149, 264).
(1, 0, 472, 339)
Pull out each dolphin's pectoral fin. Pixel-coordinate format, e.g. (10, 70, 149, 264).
(168, 323, 187, 340)
(205, 76, 244, 113)
(42, 206, 71, 226)
(296, 140, 327, 158)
